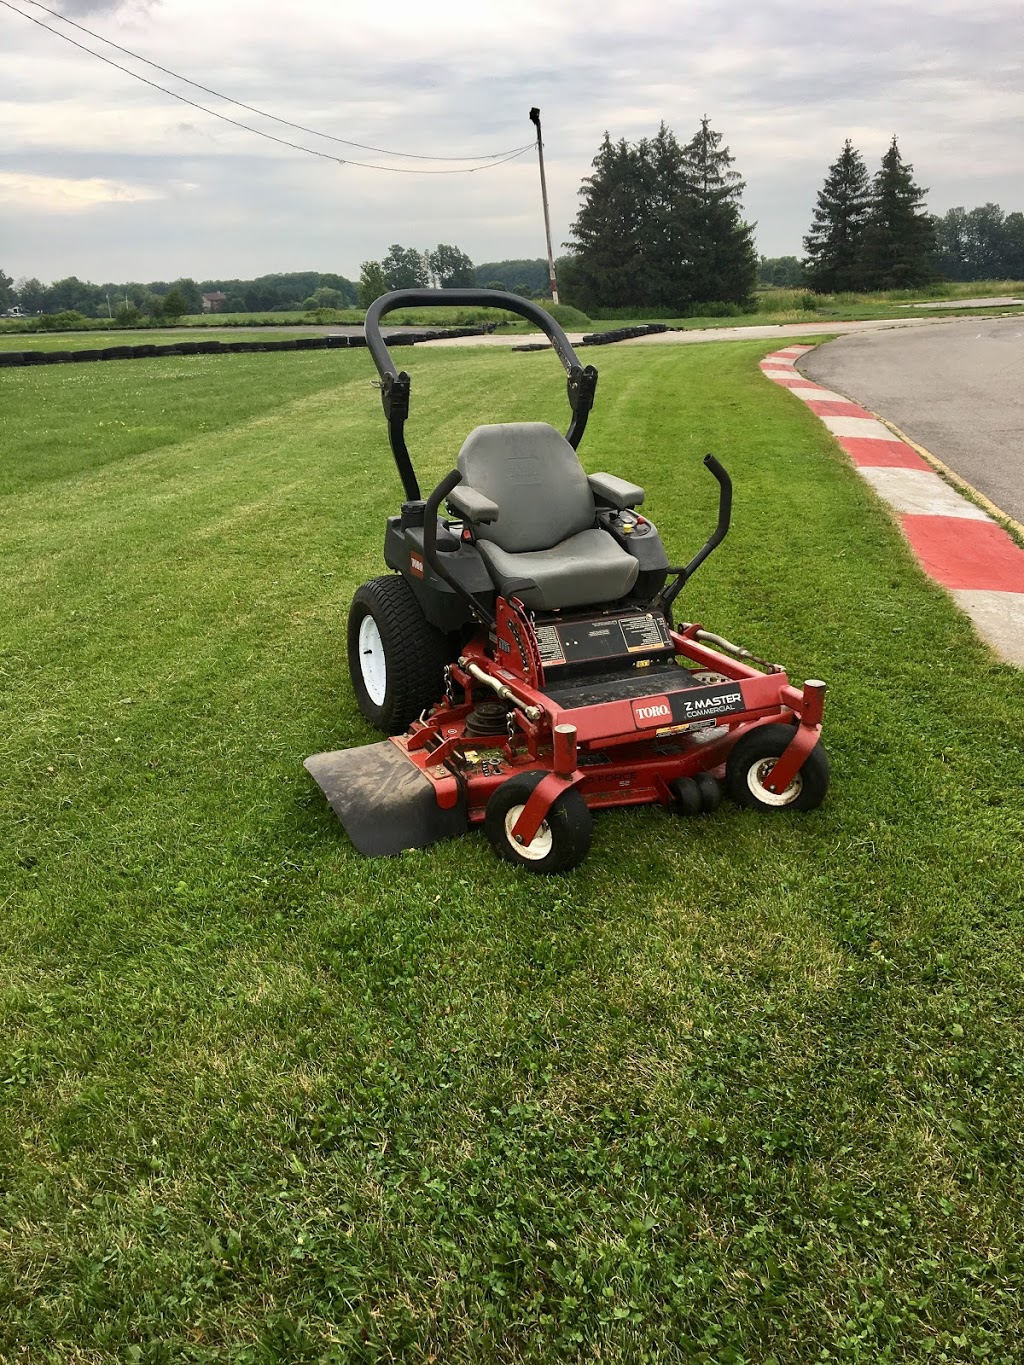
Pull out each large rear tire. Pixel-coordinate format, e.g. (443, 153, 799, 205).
(347, 576, 452, 733)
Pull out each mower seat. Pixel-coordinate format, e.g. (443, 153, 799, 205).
(453, 422, 640, 612)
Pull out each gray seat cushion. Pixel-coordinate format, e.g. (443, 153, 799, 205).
(455, 420, 640, 610)
(476, 528, 639, 612)
(457, 422, 596, 553)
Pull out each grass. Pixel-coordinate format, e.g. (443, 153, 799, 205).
(2, 342, 1024, 1361)
(0, 329, 316, 352)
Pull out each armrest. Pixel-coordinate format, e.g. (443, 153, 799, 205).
(446, 483, 500, 525)
(588, 472, 645, 509)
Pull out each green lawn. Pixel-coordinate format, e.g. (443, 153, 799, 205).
(2, 343, 1023, 1362)
(0, 329, 315, 352)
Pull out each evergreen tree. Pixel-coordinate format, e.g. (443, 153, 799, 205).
(858, 137, 936, 289)
(643, 123, 696, 310)
(802, 140, 871, 292)
(0, 267, 14, 311)
(562, 133, 650, 312)
(679, 116, 757, 307)
(562, 120, 755, 312)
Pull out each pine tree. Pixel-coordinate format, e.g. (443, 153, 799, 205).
(678, 117, 757, 307)
(858, 137, 936, 290)
(802, 140, 871, 293)
(563, 120, 756, 312)
(562, 133, 649, 312)
(643, 123, 696, 311)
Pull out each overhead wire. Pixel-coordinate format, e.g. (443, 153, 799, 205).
(0, 0, 534, 173)
(19, 0, 529, 163)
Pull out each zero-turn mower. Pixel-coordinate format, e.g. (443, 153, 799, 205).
(305, 289, 830, 873)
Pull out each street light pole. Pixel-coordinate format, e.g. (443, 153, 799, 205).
(529, 107, 559, 305)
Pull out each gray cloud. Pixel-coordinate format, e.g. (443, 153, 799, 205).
(1, 0, 1021, 277)
(53, 0, 158, 14)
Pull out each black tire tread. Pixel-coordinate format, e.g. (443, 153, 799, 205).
(484, 770, 593, 874)
(347, 575, 451, 733)
(726, 723, 829, 812)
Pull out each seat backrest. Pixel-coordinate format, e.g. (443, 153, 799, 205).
(456, 422, 595, 553)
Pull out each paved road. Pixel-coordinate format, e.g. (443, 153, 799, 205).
(423, 310, 1023, 350)
(798, 317, 1024, 525)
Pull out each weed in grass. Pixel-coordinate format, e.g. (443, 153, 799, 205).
(1, 343, 1023, 1360)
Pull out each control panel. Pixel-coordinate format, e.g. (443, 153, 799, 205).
(534, 609, 674, 670)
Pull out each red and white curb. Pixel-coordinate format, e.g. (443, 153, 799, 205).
(760, 346, 1024, 667)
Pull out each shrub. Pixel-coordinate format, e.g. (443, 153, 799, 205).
(304, 307, 351, 324)
(539, 302, 592, 327)
(37, 310, 89, 331)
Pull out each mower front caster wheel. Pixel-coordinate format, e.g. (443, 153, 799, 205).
(726, 723, 830, 812)
(485, 771, 593, 874)
(347, 576, 452, 734)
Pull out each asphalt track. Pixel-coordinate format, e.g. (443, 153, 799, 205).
(798, 317, 1024, 525)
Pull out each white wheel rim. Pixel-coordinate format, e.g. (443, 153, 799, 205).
(747, 757, 802, 807)
(504, 804, 553, 861)
(358, 614, 387, 707)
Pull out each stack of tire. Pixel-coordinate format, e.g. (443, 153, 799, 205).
(0, 326, 489, 368)
(581, 324, 670, 347)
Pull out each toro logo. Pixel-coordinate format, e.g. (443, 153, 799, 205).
(409, 552, 425, 579)
(631, 695, 671, 728)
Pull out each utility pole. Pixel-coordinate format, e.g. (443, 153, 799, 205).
(529, 107, 559, 305)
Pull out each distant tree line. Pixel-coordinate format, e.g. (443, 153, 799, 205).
(357, 244, 476, 307)
(758, 256, 805, 288)
(474, 258, 561, 296)
(0, 270, 358, 320)
(559, 118, 758, 313)
(931, 204, 1024, 282)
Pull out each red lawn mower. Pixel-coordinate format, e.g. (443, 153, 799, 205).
(305, 289, 829, 873)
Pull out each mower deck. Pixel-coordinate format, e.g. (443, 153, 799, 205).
(306, 615, 826, 862)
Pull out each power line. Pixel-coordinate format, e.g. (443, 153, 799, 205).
(20, 0, 529, 163)
(0, 0, 533, 174)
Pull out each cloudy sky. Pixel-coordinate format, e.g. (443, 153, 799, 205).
(1, 0, 1021, 286)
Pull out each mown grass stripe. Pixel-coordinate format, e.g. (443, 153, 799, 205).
(1, 342, 1023, 1360)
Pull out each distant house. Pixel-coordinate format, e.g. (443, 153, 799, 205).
(201, 292, 227, 313)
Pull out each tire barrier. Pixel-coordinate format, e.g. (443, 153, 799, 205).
(0, 326, 488, 369)
(580, 323, 670, 346)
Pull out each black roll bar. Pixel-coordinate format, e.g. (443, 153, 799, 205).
(364, 288, 599, 502)
(655, 455, 733, 613)
(422, 468, 496, 630)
